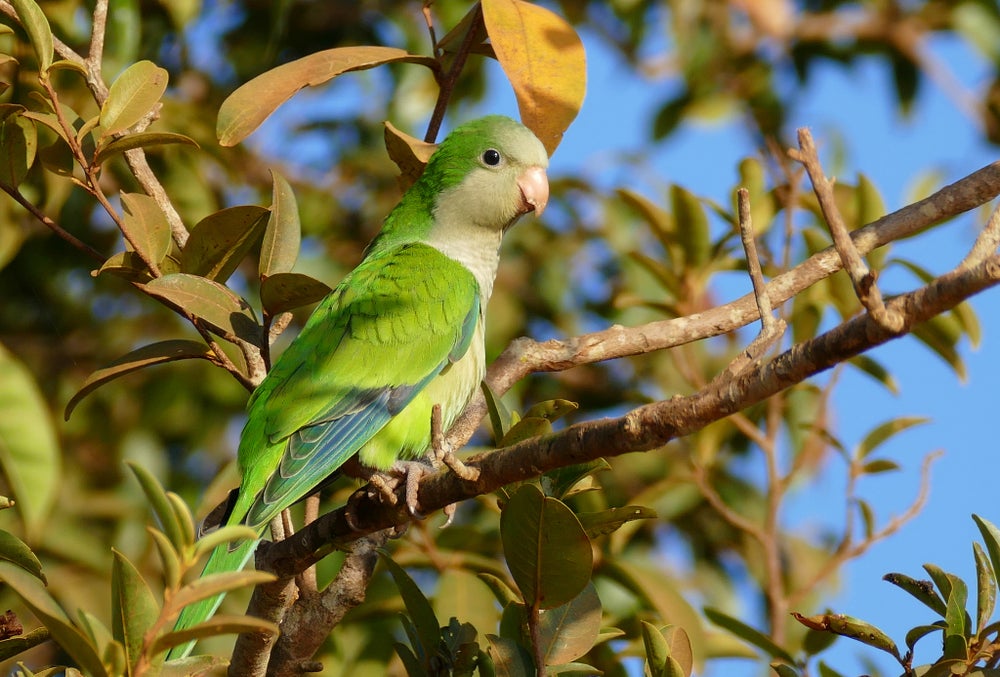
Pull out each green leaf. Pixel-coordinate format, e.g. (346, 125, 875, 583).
(65, 340, 214, 420)
(259, 170, 301, 277)
(0, 343, 60, 540)
(144, 273, 261, 343)
(536, 582, 602, 665)
(0, 529, 45, 582)
(93, 250, 154, 283)
(856, 416, 929, 459)
(0, 627, 50, 662)
(217, 47, 435, 146)
(640, 622, 692, 677)
(770, 663, 800, 677)
(128, 461, 186, 554)
(181, 205, 270, 283)
(973, 541, 996, 636)
(94, 131, 198, 165)
(381, 553, 441, 659)
(911, 314, 966, 380)
(148, 527, 181, 591)
(120, 192, 172, 265)
(670, 184, 710, 268)
(151, 614, 278, 655)
(0, 113, 37, 188)
(0, 562, 109, 677)
(974, 515, 1000, 598)
(171, 570, 276, 612)
(860, 459, 900, 474)
(482, 382, 514, 443)
(943, 575, 968, 641)
(847, 355, 898, 394)
(883, 572, 947, 616)
(576, 506, 657, 538)
(855, 173, 886, 228)
(499, 416, 551, 447)
(434, 568, 500, 644)
(905, 623, 943, 653)
(500, 485, 593, 610)
(707, 607, 795, 664)
(792, 612, 900, 660)
(478, 572, 521, 609)
(9, 0, 52, 73)
(192, 525, 258, 561)
(483, 634, 534, 677)
(159, 654, 228, 677)
(540, 458, 610, 501)
(100, 60, 169, 136)
(259, 272, 332, 316)
(111, 549, 160, 675)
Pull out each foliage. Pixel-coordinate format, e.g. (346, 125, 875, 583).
(0, 0, 997, 676)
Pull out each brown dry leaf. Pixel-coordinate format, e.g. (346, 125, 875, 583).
(482, 0, 586, 154)
(217, 47, 436, 146)
(384, 120, 438, 191)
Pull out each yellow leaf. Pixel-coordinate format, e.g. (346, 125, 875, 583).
(217, 47, 435, 146)
(482, 0, 586, 154)
(383, 120, 437, 191)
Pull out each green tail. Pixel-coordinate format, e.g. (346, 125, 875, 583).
(165, 537, 259, 660)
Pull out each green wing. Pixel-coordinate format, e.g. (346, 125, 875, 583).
(236, 242, 480, 528)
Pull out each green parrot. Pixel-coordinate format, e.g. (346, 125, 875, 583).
(167, 115, 549, 658)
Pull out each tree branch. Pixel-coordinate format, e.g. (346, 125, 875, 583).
(259, 247, 1000, 578)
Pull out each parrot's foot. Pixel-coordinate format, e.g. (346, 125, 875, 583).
(344, 459, 435, 530)
(429, 404, 481, 482)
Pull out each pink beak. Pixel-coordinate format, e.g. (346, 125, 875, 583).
(517, 165, 549, 217)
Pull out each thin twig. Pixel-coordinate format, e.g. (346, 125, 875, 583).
(0, 183, 104, 261)
(424, 3, 482, 143)
(792, 128, 903, 332)
(962, 200, 1000, 269)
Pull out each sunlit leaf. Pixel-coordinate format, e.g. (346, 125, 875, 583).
(973, 541, 996, 635)
(111, 549, 160, 674)
(144, 273, 260, 343)
(384, 120, 436, 191)
(181, 205, 270, 282)
(0, 343, 60, 540)
(856, 416, 929, 459)
(0, 627, 50, 662)
(481, 0, 585, 154)
(151, 614, 278, 655)
(259, 170, 301, 277)
(120, 192, 173, 266)
(94, 131, 198, 165)
(217, 47, 435, 146)
(0, 562, 108, 677)
(883, 572, 947, 616)
(100, 60, 169, 136)
(10, 0, 52, 73)
(0, 529, 44, 583)
(0, 113, 37, 187)
(128, 462, 187, 555)
(65, 340, 215, 420)
(791, 612, 900, 660)
(576, 506, 656, 538)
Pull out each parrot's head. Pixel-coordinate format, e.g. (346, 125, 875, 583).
(423, 115, 550, 233)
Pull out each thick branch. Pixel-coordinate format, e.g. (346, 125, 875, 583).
(261, 252, 1000, 577)
(444, 160, 1000, 450)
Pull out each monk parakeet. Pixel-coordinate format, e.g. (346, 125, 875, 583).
(167, 115, 549, 658)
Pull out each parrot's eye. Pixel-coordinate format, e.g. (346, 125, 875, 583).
(482, 149, 502, 166)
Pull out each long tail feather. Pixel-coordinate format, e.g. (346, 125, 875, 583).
(165, 538, 259, 660)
